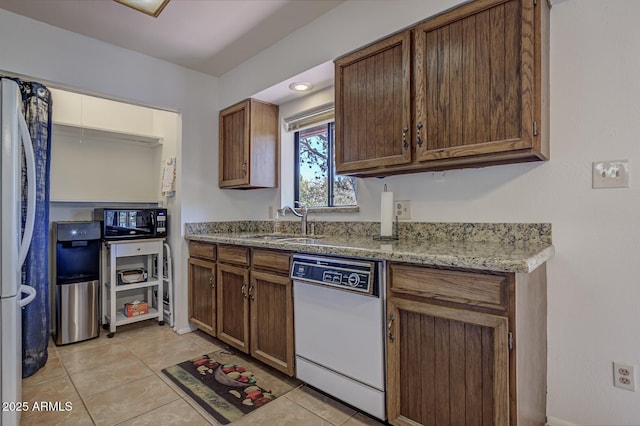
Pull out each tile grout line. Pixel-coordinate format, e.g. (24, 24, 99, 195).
(111, 398, 182, 426)
(150, 358, 220, 425)
(283, 391, 351, 426)
(283, 387, 378, 426)
(81, 374, 182, 425)
(56, 330, 167, 425)
(115, 328, 215, 425)
(287, 398, 344, 425)
(51, 338, 98, 426)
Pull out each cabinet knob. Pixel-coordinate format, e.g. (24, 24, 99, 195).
(209, 275, 214, 288)
(242, 161, 247, 175)
(402, 125, 409, 149)
(241, 282, 247, 299)
(416, 122, 423, 148)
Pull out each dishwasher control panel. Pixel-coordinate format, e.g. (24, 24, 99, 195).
(291, 254, 378, 295)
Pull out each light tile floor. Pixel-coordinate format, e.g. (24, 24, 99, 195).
(20, 321, 385, 426)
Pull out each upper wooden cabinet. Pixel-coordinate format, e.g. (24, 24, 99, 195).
(335, 31, 412, 173)
(219, 98, 279, 189)
(335, 0, 549, 177)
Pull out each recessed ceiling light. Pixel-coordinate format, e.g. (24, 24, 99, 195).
(289, 82, 313, 92)
(114, 0, 170, 18)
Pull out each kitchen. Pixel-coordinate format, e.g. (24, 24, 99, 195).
(0, 0, 639, 425)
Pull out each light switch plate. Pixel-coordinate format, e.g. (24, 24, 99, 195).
(593, 160, 629, 189)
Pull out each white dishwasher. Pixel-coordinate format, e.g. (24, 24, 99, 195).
(291, 254, 386, 420)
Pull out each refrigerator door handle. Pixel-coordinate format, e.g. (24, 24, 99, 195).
(19, 285, 37, 308)
(16, 110, 36, 269)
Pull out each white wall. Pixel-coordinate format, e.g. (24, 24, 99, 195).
(0, 9, 220, 334)
(217, 0, 640, 424)
(50, 134, 160, 202)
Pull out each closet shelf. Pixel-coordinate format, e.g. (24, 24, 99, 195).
(52, 121, 163, 147)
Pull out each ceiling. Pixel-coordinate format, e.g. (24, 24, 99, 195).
(0, 0, 344, 78)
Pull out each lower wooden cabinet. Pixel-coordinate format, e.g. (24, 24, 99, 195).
(217, 262, 250, 352)
(187, 257, 216, 336)
(387, 297, 509, 426)
(250, 269, 294, 376)
(387, 263, 547, 426)
(213, 245, 295, 376)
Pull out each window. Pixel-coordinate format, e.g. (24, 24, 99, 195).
(294, 122, 357, 207)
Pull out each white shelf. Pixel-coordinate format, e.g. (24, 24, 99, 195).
(112, 308, 160, 326)
(101, 239, 164, 336)
(53, 122, 163, 147)
(113, 279, 161, 292)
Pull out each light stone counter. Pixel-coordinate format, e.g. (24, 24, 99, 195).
(185, 221, 554, 273)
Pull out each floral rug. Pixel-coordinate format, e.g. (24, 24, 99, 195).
(162, 349, 300, 424)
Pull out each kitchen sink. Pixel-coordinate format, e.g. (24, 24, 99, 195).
(237, 234, 292, 240)
(277, 237, 324, 244)
(238, 234, 324, 244)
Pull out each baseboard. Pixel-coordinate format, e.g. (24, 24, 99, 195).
(547, 416, 577, 426)
(174, 325, 196, 335)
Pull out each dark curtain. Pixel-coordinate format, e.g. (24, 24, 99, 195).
(15, 79, 53, 378)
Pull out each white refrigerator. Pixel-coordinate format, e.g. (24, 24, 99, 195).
(0, 78, 38, 426)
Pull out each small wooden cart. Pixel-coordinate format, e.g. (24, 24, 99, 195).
(101, 238, 164, 337)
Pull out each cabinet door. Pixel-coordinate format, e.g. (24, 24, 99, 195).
(217, 263, 250, 353)
(188, 258, 216, 336)
(387, 297, 509, 426)
(414, 0, 538, 163)
(249, 270, 294, 376)
(219, 100, 250, 188)
(335, 31, 412, 173)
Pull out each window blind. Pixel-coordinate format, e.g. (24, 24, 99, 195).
(284, 103, 334, 132)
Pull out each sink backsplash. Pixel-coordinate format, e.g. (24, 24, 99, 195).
(185, 221, 551, 245)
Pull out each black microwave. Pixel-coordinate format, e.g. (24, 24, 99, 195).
(93, 208, 167, 240)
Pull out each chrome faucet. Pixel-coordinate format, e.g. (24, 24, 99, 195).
(281, 203, 308, 235)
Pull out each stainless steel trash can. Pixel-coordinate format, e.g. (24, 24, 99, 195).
(53, 221, 101, 345)
(55, 280, 100, 345)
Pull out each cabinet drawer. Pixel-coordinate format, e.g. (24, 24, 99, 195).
(390, 264, 508, 311)
(252, 249, 290, 273)
(218, 245, 250, 266)
(189, 241, 217, 260)
(113, 240, 161, 257)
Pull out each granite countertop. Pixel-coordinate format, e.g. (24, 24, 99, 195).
(185, 222, 554, 273)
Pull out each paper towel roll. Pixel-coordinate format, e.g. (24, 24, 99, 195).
(380, 191, 394, 237)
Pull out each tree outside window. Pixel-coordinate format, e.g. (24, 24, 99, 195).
(295, 122, 357, 207)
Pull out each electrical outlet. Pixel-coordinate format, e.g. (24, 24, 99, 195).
(593, 160, 629, 189)
(613, 362, 636, 391)
(395, 200, 412, 220)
